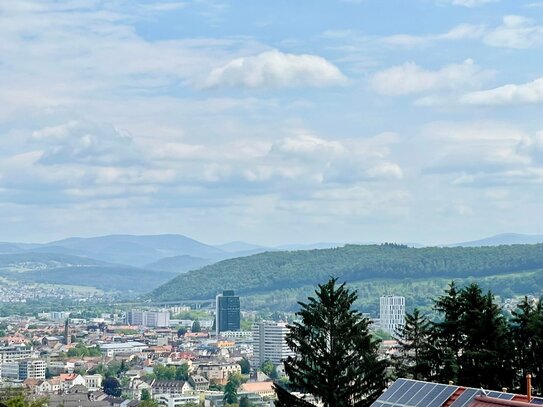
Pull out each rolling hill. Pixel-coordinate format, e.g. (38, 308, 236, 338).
(149, 243, 543, 312)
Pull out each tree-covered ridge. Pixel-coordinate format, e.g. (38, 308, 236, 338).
(150, 243, 543, 301)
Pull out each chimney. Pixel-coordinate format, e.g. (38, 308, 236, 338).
(527, 373, 532, 402)
(448, 381, 454, 385)
(502, 388, 507, 393)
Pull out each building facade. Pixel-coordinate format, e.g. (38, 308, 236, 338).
(215, 290, 240, 335)
(379, 295, 405, 335)
(127, 310, 170, 328)
(252, 321, 294, 368)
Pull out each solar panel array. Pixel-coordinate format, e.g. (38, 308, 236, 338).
(372, 379, 543, 407)
(373, 379, 458, 407)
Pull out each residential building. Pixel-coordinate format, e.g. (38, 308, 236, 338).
(252, 321, 294, 367)
(215, 290, 240, 335)
(188, 375, 209, 391)
(196, 362, 241, 385)
(83, 374, 103, 391)
(21, 359, 47, 380)
(0, 346, 34, 363)
(379, 295, 405, 335)
(151, 380, 192, 396)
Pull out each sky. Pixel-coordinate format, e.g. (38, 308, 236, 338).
(1, 0, 543, 246)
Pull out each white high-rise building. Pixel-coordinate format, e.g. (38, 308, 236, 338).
(127, 310, 170, 328)
(379, 295, 405, 335)
(252, 321, 294, 368)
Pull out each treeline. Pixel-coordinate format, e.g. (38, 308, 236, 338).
(150, 243, 543, 301)
(394, 282, 543, 394)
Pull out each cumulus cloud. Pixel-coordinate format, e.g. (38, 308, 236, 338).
(484, 15, 543, 48)
(32, 121, 142, 166)
(203, 50, 347, 89)
(421, 122, 543, 186)
(370, 59, 489, 96)
(461, 77, 543, 105)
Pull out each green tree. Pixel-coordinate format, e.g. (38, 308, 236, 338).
(278, 278, 387, 407)
(175, 364, 190, 381)
(177, 327, 187, 337)
(192, 320, 201, 333)
(141, 389, 151, 401)
(103, 377, 122, 397)
(238, 358, 251, 375)
(457, 284, 513, 389)
(260, 360, 274, 376)
(394, 308, 433, 380)
(223, 375, 239, 404)
(153, 365, 176, 380)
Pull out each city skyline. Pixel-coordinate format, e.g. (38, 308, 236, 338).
(1, 1, 543, 246)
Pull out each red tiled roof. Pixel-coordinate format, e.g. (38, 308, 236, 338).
(470, 395, 537, 407)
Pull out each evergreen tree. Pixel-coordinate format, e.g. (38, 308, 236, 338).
(394, 309, 433, 380)
(279, 278, 387, 407)
(432, 282, 462, 383)
(238, 358, 251, 375)
(141, 389, 151, 401)
(223, 375, 240, 404)
(457, 284, 514, 389)
(513, 298, 543, 394)
(192, 320, 201, 333)
(239, 396, 254, 407)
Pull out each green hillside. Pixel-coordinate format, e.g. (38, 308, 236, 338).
(149, 244, 543, 310)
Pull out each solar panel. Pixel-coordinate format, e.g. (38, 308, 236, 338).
(397, 381, 428, 404)
(497, 393, 515, 400)
(387, 380, 418, 403)
(378, 379, 412, 402)
(372, 402, 383, 407)
(531, 398, 543, 405)
(486, 392, 501, 398)
(418, 384, 448, 407)
(450, 388, 480, 407)
(406, 383, 438, 406)
(428, 385, 459, 407)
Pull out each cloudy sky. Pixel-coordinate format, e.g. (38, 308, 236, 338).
(1, 0, 543, 245)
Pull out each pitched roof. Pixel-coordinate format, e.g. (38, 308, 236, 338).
(371, 379, 543, 407)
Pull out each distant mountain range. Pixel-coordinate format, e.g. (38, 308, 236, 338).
(1, 232, 542, 296)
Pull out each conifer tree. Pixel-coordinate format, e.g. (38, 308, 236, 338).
(457, 284, 513, 389)
(394, 308, 433, 381)
(278, 278, 387, 407)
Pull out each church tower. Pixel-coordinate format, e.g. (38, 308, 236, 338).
(64, 318, 71, 345)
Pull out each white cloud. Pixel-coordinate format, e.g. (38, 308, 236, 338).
(461, 77, 543, 105)
(380, 24, 485, 47)
(421, 122, 543, 186)
(444, 0, 499, 7)
(370, 59, 489, 96)
(203, 50, 347, 89)
(484, 15, 543, 48)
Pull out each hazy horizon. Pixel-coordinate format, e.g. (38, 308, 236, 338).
(1, 1, 542, 245)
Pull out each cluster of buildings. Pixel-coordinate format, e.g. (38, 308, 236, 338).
(0, 290, 298, 407)
(0, 282, 109, 303)
(0, 288, 412, 407)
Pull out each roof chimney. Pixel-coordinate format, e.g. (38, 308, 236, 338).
(527, 373, 532, 402)
(502, 388, 507, 393)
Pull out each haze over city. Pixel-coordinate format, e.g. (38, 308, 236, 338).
(2, 1, 543, 246)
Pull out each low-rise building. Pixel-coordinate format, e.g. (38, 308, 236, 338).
(196, 362, 241, 385)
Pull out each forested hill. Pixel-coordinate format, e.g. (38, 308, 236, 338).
(150, 243, 543, 302)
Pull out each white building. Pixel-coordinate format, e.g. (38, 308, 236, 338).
(252, 321, 294, 368)
(98, 341, 148, 357)
(127, 310, 170, 328)
(2, 359, 46, 380)
(379, 295, 405, 335)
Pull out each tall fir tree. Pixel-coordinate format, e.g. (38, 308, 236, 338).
(278, 278, 387, 407)
(457, 284, 514, 390)
(432, 282, 462, 383)
(394, 308, 433, 381)
(512, 298, 543, 394)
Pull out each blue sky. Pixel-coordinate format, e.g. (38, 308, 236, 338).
(1, 0, 543, 245)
